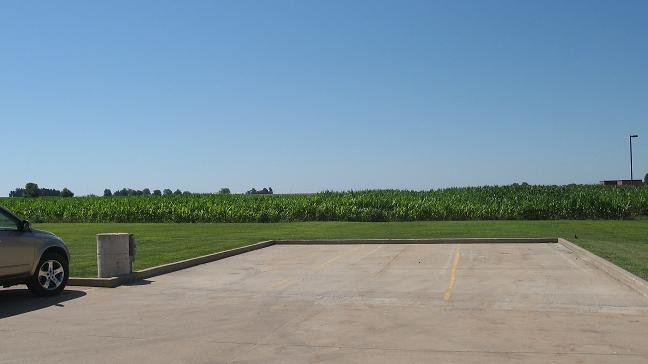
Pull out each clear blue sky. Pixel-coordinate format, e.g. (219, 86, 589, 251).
(1, 0, 646, 195)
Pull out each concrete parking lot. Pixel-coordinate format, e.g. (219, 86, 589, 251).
(1, 243, 647, 363)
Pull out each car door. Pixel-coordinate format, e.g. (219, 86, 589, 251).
(0, 209, 35, 277)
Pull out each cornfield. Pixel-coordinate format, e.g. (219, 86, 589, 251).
(2, 185, 647, 223)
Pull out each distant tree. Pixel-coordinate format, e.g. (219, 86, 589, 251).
(219, 188, 231, 194)
(163, 189, 173, 196)
(182, 191, 191, 195)
(245, 187, 273, 195)
(10, 186, 64, 197)
(61, 188, 74, 197)
(25, 183, 39, 198)
(142, 188, 151, 196)
(38, 188, 61, 197)
(173, 189, 182, 195)
(104, 189, 112, 197)
(9, 188, 24, 197)
(644, 173, 648, 184)
(153, 189, 162, 196)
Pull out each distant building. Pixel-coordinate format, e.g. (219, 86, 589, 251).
(600, 180, 643, 186)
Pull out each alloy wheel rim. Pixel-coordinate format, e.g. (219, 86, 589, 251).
(38, 260, 65, 290)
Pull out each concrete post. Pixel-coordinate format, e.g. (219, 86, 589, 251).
(97, 233, 133, 278)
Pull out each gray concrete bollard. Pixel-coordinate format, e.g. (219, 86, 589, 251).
(97, 233, 134, 278)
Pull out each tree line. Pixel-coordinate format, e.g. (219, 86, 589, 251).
(104, 187, 271, 196)
(246, 187, 273, 195)
(7, 183, 235, 198)
(107, 188, 179, 196)
(9, 183, 73, 198)
(105, 187, 233, 196)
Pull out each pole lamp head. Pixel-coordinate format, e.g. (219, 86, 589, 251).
(630, 134, 639, 138)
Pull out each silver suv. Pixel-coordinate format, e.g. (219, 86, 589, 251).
(0, 206, 69, 296)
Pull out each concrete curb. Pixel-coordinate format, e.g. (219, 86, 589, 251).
(274, 238, 558, 245)
(68, 240, 274, 288)
(557, 238, 648, 298)
(68, 276, 125, 288)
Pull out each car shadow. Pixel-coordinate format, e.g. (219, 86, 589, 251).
(0, 288, 87, 319)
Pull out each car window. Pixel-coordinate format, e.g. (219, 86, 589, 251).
(0, 210, 19, 231)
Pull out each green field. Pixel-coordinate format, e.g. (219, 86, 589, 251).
(36, 220, 648, 280)
(5, 185, 648, 223)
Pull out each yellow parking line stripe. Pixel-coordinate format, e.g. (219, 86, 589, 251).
(270, 245, 364, 291)
(314, 244, 363, 272)
(270, 277, 294, 290)
(443, 245, 461, 302)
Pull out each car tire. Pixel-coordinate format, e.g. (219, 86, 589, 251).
(26, 252, 69, 296)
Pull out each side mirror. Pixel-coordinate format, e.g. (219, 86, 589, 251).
(19, 220, 32, 232)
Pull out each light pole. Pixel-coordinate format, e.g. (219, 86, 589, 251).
(630, 134, 638, 180)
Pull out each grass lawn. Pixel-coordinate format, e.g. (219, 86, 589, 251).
(35, 220, 648, 280)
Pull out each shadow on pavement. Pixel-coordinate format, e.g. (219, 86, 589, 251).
(0, 288, 87, 319)
(123, 279, 154, 286)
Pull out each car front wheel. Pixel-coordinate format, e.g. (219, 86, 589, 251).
(26, 252, 68, 296)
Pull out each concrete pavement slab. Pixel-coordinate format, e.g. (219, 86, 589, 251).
(1, 243, 647, 363)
